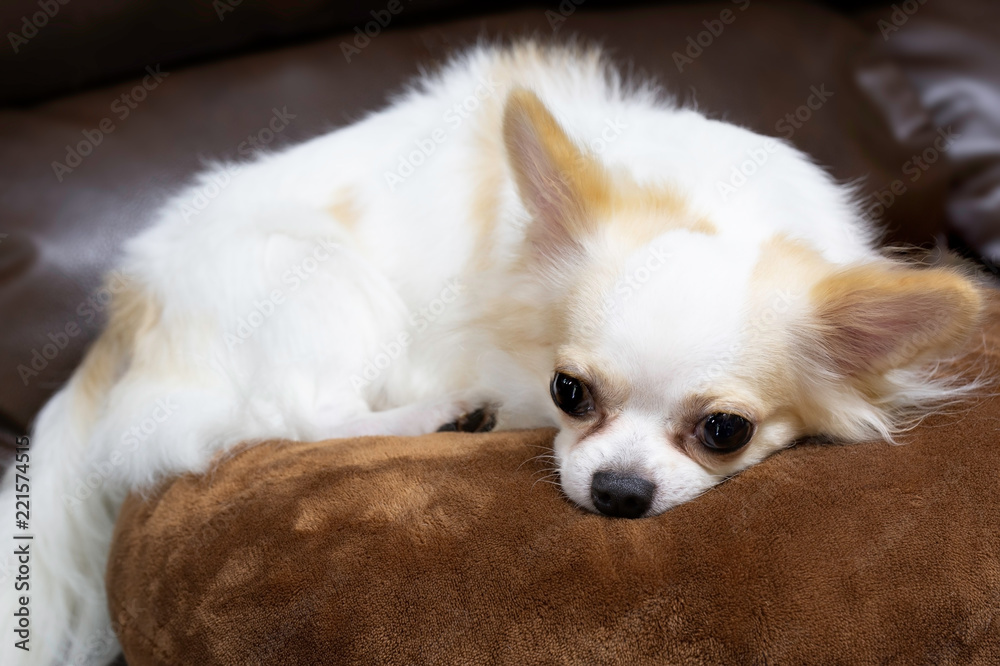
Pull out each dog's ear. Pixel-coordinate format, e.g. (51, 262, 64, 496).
(502, 88, 608, 257)
(806, 264, 982, 377)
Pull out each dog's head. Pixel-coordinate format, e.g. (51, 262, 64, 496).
(502, 89, 983, 518)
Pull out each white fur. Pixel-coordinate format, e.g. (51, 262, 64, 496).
(0, 42, 971, 665)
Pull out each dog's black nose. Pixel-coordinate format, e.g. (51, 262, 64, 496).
(590, 470, 655, 519)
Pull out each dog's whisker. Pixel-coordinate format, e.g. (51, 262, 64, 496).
(517, 453, 558, 471)
(530, 475, 562, 490)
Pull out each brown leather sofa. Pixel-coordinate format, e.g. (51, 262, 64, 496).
(2, 1, 1000, 663)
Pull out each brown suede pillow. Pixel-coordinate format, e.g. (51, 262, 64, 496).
(108, 297, 1000, 665)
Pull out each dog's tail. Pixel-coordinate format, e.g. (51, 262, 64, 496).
(0, 282, 159, 666)
(0, 381, 125, 666)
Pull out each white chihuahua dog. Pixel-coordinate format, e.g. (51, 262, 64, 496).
(1, 42, 984, 665)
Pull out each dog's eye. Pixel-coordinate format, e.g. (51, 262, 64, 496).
(699, 413, 754, 452)
(550, 372, 595, 417)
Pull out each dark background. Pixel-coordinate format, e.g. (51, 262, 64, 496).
(1, 1, 895, 107)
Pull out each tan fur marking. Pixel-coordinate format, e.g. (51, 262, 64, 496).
(466, 115, 507, 274)
(328, 187, 361, 230)
(742, 235, 840, 433)
(752, 234, 830, 289)
(476, 53, 718, 379)
(603, 189, 716, 247)
(811, 264, 983, 376)
(747, 233, 986, 441)
(503, 87, 611, 239)
(503, 88, 712, 257)
(75, 281, 160, 419)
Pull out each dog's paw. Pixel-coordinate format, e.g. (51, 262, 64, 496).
(437, 405, 497, 433)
